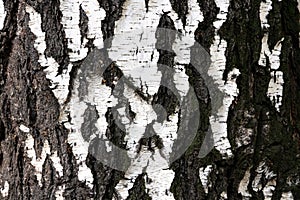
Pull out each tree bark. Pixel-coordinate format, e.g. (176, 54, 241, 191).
(0, 0, 299, 199)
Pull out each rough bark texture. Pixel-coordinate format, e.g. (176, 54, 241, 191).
(0, 0, 299, 200)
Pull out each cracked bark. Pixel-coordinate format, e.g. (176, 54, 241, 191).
(0, 0, 299, 200)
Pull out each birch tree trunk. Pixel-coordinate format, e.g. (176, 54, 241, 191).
(0, 0, 299, 199)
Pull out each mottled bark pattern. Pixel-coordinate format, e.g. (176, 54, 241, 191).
(0, 0, 299, 200)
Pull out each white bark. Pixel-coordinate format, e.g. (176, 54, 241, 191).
(238, 168, 252, 198)
(199, 165, 213, 193)
(0, 0, 5, 30)
(258, 1, 285, 111)
(25, 134, 50, 187)
(208, 0, 238, 158)
(0, 181, 9, 198)
(55, 185, 65, 200)
(19, 124, 30, 133)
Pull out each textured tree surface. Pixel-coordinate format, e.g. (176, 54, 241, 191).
(0, 0, 299, 200)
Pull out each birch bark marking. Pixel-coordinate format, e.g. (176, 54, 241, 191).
(25, 134, 51, 187)
(238, 168, 252, 198)
(199, 165, 213, 194)
(258, 0, 284, 111)
(0, 0, 5, 30)
(0, 181, 9, 198)
(253, 161, 277, 199)
(26, 0, 106, 190)
(110, 0, 205, 199)
(59, 0, 106, 189)
(110, 0, 178, 198)
(207, 0, 237, 158)
(59, 0, 88, 62)
(26, 5, 72, 106)
(0, 0, 298, 199)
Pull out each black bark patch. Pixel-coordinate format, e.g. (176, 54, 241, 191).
(169, 0, 188, 27)
(97, 0, 127, 45)
(127, 173, 152, 200)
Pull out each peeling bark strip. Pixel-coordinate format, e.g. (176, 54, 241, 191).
(0, 0, 299, 200)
